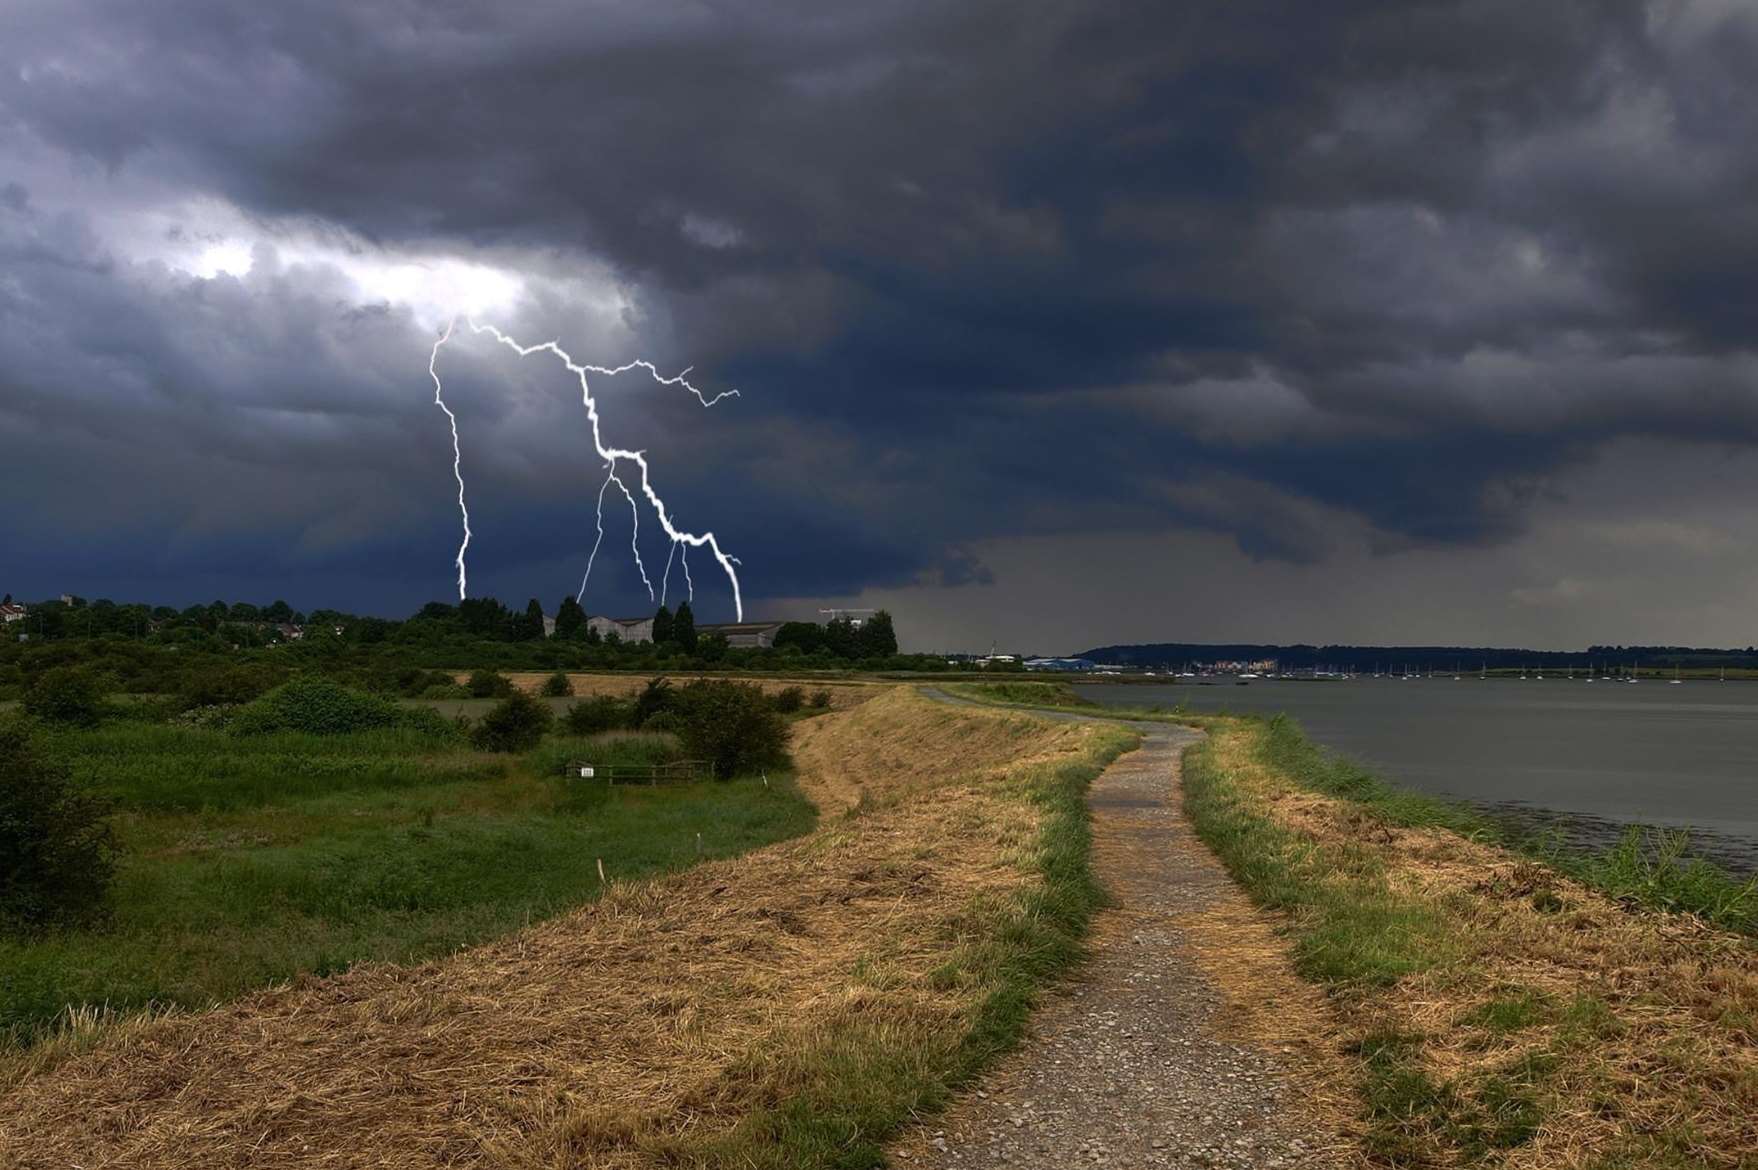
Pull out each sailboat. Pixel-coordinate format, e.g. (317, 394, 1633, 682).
(1627, 661, 1639, 683)
(1670, 665, 1683, 685)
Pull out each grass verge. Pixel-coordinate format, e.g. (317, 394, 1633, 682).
(1183, 714, 1758, 1168)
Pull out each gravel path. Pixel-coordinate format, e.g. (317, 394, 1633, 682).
(891, 709, 1349, 1169)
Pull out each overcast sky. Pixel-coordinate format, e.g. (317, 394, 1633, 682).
(4, 2, 1758, 653)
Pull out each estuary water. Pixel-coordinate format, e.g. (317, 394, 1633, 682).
(1073, 677, 1758, 872)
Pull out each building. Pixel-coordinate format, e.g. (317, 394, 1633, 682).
(0, 603, 26, 624)
(587, 615, 654, 643)
(698, 621, 785, 649)
(1024, 656, 1096, 672)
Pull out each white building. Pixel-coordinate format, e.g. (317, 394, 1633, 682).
(587, 615, 654, 643)
(0, 603, 27, 624)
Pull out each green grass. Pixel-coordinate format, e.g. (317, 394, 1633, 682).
(2, 724, 815, 1044)
(941, 681, 1099, 709)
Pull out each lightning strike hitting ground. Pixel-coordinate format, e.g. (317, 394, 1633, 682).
(429, 318, 745, 619)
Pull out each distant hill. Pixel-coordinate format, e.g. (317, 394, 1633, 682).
(1075, 642, 1758, 671)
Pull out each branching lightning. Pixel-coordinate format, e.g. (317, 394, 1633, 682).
(429, 317, 745, 620)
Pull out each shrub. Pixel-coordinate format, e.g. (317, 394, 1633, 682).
(230, 677, 405, 736)
(642, 711, 683, 734)
(808, 689, 832, 710)
(540, 671, 574, 697)
(562, 695, 632, 735)
(671, 680, 789, 778)
(22, 668, 103, 727)
(0, 720, 117, 932)
(633, 677, 674, 726)
(467, 670, 514, 699)
(770, 686, 805, 714)
(420, 681, 471, 700)
(178, 663, 281, 709)
(470, 692, 555, 752)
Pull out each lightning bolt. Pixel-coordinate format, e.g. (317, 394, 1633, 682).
(428, 320, 471, 599)
(429, 317, 745, 619)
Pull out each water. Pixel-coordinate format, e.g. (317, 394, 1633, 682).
(1074, 677, 1758, 873)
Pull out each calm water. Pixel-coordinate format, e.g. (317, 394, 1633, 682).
(1074, 677, 1758, 872)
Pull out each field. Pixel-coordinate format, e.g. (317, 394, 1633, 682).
(2, 687, 1139, 1166)
(1, 718, 816, 1044)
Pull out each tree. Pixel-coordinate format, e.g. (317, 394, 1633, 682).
(671, 680, 789, 778)
(823, 616, 860, 659)
(652, 604, 674, 646)
(263, 599, 294, 623)
(584, 622, 603, 646)
(674, 601, 697, 653)
(516, 598, 547, 641)
(860, 610, 898, 658)
(229, 602, 261, 622)
(774, 622, 822, 654)
(555, 596, 586, 640)
(0, 720, 118, 932)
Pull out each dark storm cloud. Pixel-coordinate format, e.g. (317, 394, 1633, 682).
(3, 1, 1758, 619)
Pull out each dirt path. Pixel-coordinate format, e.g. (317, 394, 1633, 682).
(891, 710, 1353, 1169)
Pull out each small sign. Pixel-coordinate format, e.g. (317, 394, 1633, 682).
(579, 766, 594, 779)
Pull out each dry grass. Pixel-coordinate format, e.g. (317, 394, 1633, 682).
(0, 689, 1118, 1168)
(1198, 719, 1758, 1168)
(503, 673, 879, 710)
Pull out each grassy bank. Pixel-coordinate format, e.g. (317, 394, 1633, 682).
(2, 722, 814, 1044)
(1183, 715, 1758, 1167)
(686, 713, 1136, 1167)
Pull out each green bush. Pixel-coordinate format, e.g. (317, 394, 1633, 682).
(642, 711, 683, 734)
(231, 677, 409, 736)
(808, 689, 832, 710)
(178, 664, 281, 709)
(420, 681, 471, 699)
(771, 686, 805, 714)
(671, 680, 789, 778)
(21, 668, 104, 727)
(540, 671, 574, 697)
(562, 695, 631, 735)
(633, 677, 674, 726)
(467, 669, 514, 699)
(470, 692, 554, 752)
(0, 720, 117, 932)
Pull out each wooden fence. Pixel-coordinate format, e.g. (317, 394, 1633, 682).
(560, 759, 714, 786)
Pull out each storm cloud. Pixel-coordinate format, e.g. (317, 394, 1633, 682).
(4, 2, 1758, 648)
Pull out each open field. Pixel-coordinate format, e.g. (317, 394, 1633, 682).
(1, 720, 815, 1044)
(2, 688, 1138, 1166)
(1182, 714, 1758, 1168)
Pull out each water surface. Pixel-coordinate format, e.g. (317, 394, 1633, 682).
(1074, 677, 1758, 872)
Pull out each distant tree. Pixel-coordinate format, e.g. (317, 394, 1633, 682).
(860, 610, 898, 658)
(652, 605, 674, 646)
(228, 602, 261, 622)
(584, 622, 603, 646)
(458, 597, 511, 639)
(674, 601, 697, 653)
(515, 598, 547, 641)
(823, 616, 860, 660)
(1, 593, 10, 605)
(416, 601, 457, 623)
(698, 630, 729, 662)
(540, 671, 574, 697)
(774, 622, 822, 654)
(262, 599, 294, 623)
(555, 596, 586, 640)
